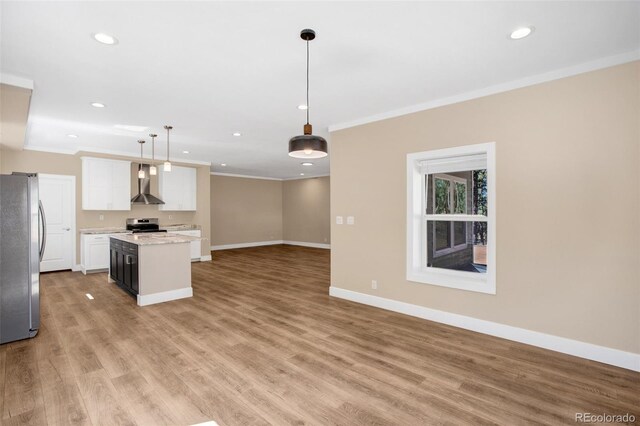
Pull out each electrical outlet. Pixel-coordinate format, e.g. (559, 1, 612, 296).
(347, 216, 355, 225)
(99, 214, 104, 221)
(371, 280, 377, 290)
(336, 216, 343, 225)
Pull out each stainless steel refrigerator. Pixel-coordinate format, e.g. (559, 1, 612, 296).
(0, 172, 45, 344)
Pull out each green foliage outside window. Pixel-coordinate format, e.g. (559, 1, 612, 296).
(434, 178, 450, 214)
(454, 182, 466, 213)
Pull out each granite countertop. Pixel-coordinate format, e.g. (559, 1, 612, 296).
(80, 224, 201, 234)
(109, 232, 203, 246)
(80, 227, 131, 235)
(159, 224, 202, 231)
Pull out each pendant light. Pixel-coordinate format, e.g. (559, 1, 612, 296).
(288, 29, 328, 159)
(164, 125, 173, 172)
(149, 133, 158, 175)
(137, 140, 146, 179)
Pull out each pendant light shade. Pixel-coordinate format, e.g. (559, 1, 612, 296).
(164, 125, 173, 172)
(288, 29, 327, 159)
(137, 140, 146, 179)
(288, 134, 328, 159)
(149, 133, 158, 176)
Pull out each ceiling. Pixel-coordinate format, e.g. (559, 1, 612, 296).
(1, 1, 638, 179)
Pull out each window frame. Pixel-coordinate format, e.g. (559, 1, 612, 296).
(407, 142, 496, 294)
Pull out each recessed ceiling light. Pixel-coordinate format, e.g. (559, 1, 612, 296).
(93, 33, 118, 45)
(67, 134, 78, 138)
(300, 173, 305, 176)
(232, 132, 241, 137)
(91, 102, 105, 108)
(301, 162, 313, 166)
(114, 124, 148, 132)
(182, 150, 190, 154)
(220, 163, 227, 167)
(510, 27, 533, 40)
(297, 105, 308, 110)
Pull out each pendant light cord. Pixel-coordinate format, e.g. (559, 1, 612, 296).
(306, 39, 310, 125)
(166, 128, 170, 162)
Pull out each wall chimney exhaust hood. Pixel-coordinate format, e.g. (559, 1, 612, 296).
(131, 164, 165, 205)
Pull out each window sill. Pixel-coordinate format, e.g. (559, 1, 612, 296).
(407, 268, 496, 294)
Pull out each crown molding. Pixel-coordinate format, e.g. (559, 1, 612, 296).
(282, 174, 330, 181)
(328, 50, 640, 133)
(23, 144, 211, 166)
(0, 73, 34, 90)
(23, 145, 77, 155)
(210, 172, 283, 181)
(210, 172, 331, 181)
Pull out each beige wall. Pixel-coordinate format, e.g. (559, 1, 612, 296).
(210, 175, 283, 246)
(0, 83, 32, 151)
(330, 62, 640, 354)
(0, 149, 212, 262)
(209, 174, 331, 246)
(283, 176, 330, 244)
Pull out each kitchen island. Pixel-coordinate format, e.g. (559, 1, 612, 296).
(108, 232, 202, 306)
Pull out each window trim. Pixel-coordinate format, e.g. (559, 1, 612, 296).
(407, 142, 496, 294)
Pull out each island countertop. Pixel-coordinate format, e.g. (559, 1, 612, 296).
(80, 224, 201, 234)
(109, 232, 203, 246)
(80, 227, 131, 234)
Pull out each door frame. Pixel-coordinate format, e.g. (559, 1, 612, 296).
(39, 173, 77, 271)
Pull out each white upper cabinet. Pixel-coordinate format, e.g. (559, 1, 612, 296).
(158, 165, 197, 211)
(82, 157, 131, 210)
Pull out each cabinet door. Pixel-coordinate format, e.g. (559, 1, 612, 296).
(111, 160, 132, 210)
(82, 158, 111, 210)
(85, 241, 109, 269)
(130, 254, 139, 294)
(190, 239, 201, 260)
(123, 253, 132, 291)
(109, 247, 117, 280)
(170, 230, 201, 259)
(159, 166, 196, 211)
(182, 167, 197, 210)
(82, 157, 131, 211)
(116, 250, 125, 284)
(82, 234, 112, 271)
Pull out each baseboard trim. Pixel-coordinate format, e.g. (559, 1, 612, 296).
(283, 240, 331, 249)
(210, 240, 284, 250)
(329, 286, 640, 372)
(200, 255, 212, 261)
(72, 264, 82, 272)
(137, 287, 193, 307)
(210, 240, 331, 250)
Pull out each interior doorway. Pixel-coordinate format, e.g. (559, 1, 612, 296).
(39, 174, 76, 272)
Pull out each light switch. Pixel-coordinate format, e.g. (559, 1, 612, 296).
(347, 216, 355, 225)
(336, 216, 344, 225)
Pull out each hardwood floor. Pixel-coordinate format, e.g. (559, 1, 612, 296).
(2, 245, 638, 425)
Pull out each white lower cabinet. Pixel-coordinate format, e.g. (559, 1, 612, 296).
(81, 234, 112, 273)
(169, 230, 201, 260)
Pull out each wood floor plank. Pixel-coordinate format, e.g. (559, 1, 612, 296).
(0, 345, 6, 418)
(76, 370, 137, 426)
(2, 344, 46, 422)
(4, 245, 638, 425)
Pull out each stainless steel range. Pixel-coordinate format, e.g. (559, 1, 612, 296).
(126, 218, 167, 234)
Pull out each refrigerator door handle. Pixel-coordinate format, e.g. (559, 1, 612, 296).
(38, 200, 47, 262)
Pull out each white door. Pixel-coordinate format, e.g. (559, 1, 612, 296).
(39, 174, 75, 272)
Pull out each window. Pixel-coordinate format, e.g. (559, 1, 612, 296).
(407, 142, 495, 294)
(431, 174, 467, 255)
